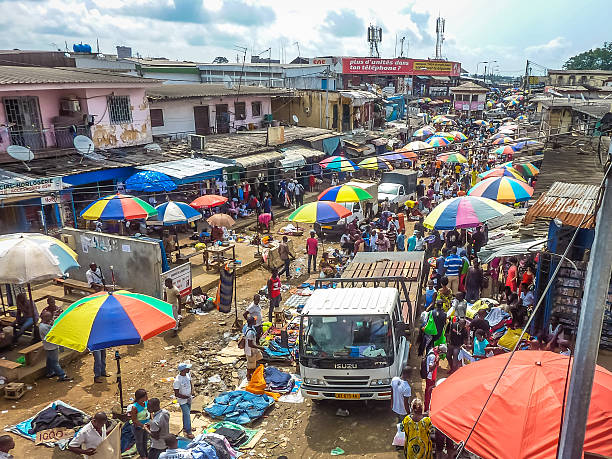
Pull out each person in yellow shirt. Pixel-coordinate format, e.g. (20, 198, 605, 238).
(471, 168, 478, 187)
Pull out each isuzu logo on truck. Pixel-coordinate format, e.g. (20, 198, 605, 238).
(335, 363, 358, 369)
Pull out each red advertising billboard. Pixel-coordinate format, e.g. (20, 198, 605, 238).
(342, 58, 461, 76)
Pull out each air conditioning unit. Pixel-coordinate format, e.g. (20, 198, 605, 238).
(60, 234, 76, 250)
(189, 134, 206, 151)
(60, 99, 80, 113)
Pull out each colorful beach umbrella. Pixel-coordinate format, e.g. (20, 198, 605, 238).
(125, 170, 177, 193)
(424, 196, 511, 230)
(357, 157, 394, 170)
(288, 201, 351, 223)
(0, 233, 79, 284)
(514, 140, 540, 149)
(492, 146, 517, 156)
(516, 114, 527, 121)
(479, 166, 527, 182)
(426, 136, 452, 147)
(473, 119, 488, 126)
(381, 152, 413, 162)
(430, 351, 612, 459)
(319, 156, 359, 172)
(413, 126, 435, 138)
(151, 201, 202, 225)
(450, 131, 468, 142)
(516, 162, 540, 178)
(492, 137, 513, 145)
(468, 177, 534, 203)
(401, 141, 431, 151)
(432, 132, 456, 141)
(438, 153, 468, 163)
(45, 290, 176, 352)
(190, 194, 228, 209)
(318, 184, 373, 203)
(396, 150, 418, 161)
(80, 193, 158, 221)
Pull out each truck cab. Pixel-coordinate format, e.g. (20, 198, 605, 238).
(299, 287, 410, 401)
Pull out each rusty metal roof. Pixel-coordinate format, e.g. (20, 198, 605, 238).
(524, 181, 600, 228)
(0, 65, 158, 85)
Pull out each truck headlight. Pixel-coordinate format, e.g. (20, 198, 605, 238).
(370, 378, 391, 386)
(304, 378, 325, 386)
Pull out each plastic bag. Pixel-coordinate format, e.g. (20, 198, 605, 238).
(392, 423, 406, 446)
(423, 312, 438, 336)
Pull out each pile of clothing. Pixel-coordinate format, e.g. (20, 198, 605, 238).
(262, 341, 292, 363)
(28, 404, 88, 434)
(205, 390, 274, 424)
(186, 432, 238, 459)
(486, 307, 512, 340)
(264, 366, 294, 394)
(205, 421, 259, 449)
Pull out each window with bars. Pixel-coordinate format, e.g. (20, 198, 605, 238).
(107, 95, 132, 124)
(234, 102, 246, 120)
(251, 101, 262, 117)
(150, 108, 164, 127)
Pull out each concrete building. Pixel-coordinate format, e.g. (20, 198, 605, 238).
(146, 84, 292, 137)
(547, 69, 612, 88)
(0, 65, 158, 154)
(450, 81, 488, 117)
(272, 89, 380, 131)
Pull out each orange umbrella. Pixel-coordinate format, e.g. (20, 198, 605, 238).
(430, 351, 612, 459)
(190, 194, 227, 209)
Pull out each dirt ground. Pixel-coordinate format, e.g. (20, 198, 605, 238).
(2, 218, 611, 459)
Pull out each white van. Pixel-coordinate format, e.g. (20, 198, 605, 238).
(299, 287, 410, 401)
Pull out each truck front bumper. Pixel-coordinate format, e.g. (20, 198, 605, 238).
(301, 384, 393, 400)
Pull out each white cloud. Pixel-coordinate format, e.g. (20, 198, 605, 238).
(526, 37, 570, 54)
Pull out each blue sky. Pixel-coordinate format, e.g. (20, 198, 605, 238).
(0, 0, 608, 74)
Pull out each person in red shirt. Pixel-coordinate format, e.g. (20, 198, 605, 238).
(267, 268, 282, 322)
(522, 264, 535, 287)
(309, 174, 316, 192)
(506, 257, 518, 293)
(306, 231, 319, 274)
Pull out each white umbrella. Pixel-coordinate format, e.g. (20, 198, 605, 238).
(0, 233, 79, 284)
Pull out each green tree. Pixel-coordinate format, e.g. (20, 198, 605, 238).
(563, 42, 612, 70)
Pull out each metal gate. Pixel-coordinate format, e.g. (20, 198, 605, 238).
(2, 96, 46, 149)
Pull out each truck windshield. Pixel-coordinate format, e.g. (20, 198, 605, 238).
(378, 183, 400, 194)
(301, 315, 392, 359)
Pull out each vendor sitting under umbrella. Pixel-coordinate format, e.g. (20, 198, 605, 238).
(211, 225, 224, 242)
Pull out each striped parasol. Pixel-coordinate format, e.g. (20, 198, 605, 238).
(80, 193, 158, 221)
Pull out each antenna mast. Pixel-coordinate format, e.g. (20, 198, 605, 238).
(435, 16, 445, 59)
(367, 25, 383, 58)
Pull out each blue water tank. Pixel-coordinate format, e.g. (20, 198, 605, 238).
(82, 44, 92, 53)
(72, 43, 92, 53)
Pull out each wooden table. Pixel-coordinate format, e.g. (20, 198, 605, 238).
(205, 243, 236, 271)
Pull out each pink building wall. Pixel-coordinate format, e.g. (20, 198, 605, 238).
(150, 95, 272, 137)
(0, 84, 152, 155)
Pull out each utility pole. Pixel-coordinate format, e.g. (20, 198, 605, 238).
(523, 59, 530, 94)
(558, 170, 612, 458)
(324, 65, 330, 129)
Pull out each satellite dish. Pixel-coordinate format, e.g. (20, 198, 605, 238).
(74, 135, 104, 161)
(7, 145, 34, 171)
(144, 143, 161, 152)
(292, 115, 299, 125)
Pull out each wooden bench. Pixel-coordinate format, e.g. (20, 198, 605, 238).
(18, 341, 44, 366)
(0, 359, 21, 381)
(53, 278, 97, 295)
(175, 250, 205, 264)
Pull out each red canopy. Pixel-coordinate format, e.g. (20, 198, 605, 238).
(430, 351, 612, 459)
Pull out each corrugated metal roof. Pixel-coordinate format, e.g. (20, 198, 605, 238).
(0, 65, 157, 85)
(524, 181, 600, 228)
(281, 145, 325, 160)
(234, 150, 283, 168)
(147, 83, 293, 100)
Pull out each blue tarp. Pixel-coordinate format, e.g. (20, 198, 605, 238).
(204, 391, 274, 425)
(322, 136, 341, 155)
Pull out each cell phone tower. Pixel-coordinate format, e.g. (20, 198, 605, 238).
(367, 24, 383, 58)
(435, 16, 445, 59)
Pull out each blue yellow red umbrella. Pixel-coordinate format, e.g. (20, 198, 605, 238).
(288, 201, 352, 223)
(492, 146, 517, 156)
(319, 156, 359, 172)
(450, 131, 468, 142)
(413, 126, 435, 137)
(318, 184, 373, 202)
(479, 166, 526, 182)
(515, 162, 540, 178)
(492, 137, 513, 145)
(426, 136, 452, 147)
(438, 153, 468, 163)
(80, 193, 158, 221)
(45, 290, 175, 352)
(468, 177, 534, 203)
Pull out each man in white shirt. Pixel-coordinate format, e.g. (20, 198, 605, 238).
(39, 311, 69, 381)
(390, 367, 412, 422)
(244, 294, 263, 343)
(85, 263, 105, 291)
(244, 315, 264, 380)
(164, 278, 182, 336)
(0, 435, 15, 459)
(173, 363, 194, 439)
(68, 412, 109, 457)
(159, 435, 192, 458)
